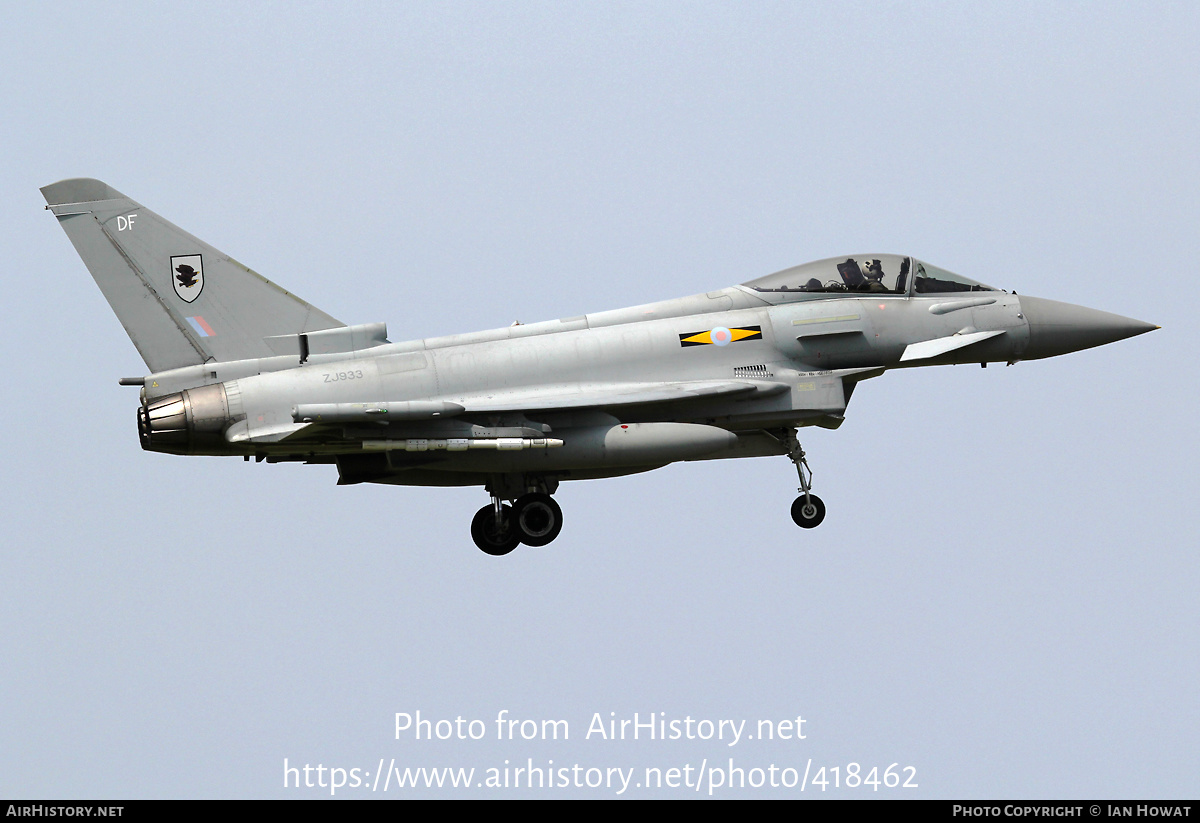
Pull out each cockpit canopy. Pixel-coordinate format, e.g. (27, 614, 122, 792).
(742, 255, 997, 301)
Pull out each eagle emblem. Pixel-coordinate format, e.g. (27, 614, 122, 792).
(170, 254, 204, 303)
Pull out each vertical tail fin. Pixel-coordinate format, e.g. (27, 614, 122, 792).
(42, 178, 343, 373)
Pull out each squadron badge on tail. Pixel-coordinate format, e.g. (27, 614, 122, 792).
(171, 254, 204, 303)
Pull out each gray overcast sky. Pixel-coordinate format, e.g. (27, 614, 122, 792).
(2, 2, 1196, 798)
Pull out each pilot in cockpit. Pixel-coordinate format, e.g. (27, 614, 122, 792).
(864, 259, 889, 292)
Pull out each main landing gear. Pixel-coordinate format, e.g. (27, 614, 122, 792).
(471, 489, 564, 556)
(785, 430, 826, 529)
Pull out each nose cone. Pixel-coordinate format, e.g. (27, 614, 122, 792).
(1019, 295, 1158, 360)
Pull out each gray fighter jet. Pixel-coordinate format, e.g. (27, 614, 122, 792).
(43, 178, 1158, 555)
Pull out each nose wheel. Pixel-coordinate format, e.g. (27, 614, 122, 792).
(791, 493, 826, 528)
(784, 429, 827, 529)
(471, 489, 564, 555)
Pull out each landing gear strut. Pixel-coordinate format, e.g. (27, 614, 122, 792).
(471, 479, 564, 555)
(785, 430, 826, 529)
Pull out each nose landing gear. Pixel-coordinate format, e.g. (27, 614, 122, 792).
(791, 493, 826, 528)
(785, 430, 826, 529)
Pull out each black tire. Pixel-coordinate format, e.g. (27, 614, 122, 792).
(512, 493, 563, 547)
(471, 504, 520, 555)
(790, 494, 826, 529)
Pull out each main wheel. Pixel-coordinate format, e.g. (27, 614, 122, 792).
(471, 504, 520, 555)
(512, 493, 563, 547)
(790, 494, 826, 529)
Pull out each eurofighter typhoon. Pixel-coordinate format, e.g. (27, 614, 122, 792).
(43, 179, 1158, 555)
